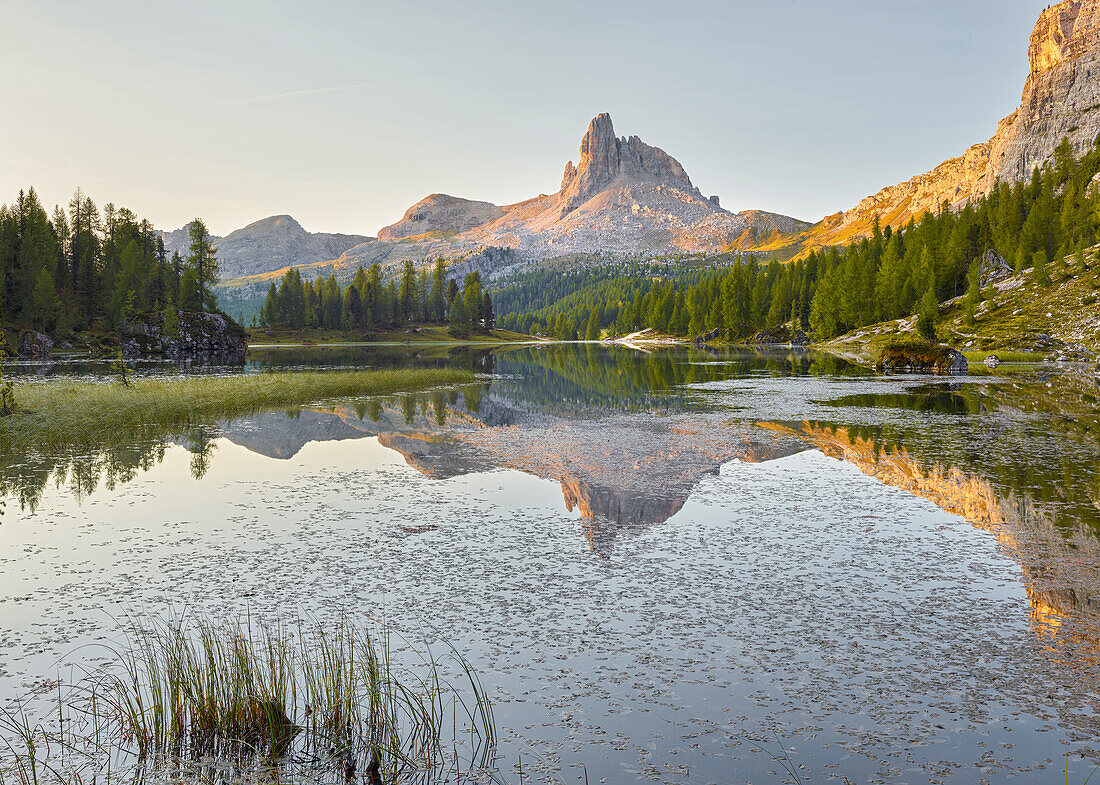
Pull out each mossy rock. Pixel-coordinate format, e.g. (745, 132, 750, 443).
(877, 339, 969, 375)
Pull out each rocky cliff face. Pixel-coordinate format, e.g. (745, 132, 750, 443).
(795, 0, 1100, 250)
(983, 0, 1100, 186)
(162, 215, 370, 280)
(557, 113, 695, 217)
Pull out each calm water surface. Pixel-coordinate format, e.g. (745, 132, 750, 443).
(2, 345, 1100, 784)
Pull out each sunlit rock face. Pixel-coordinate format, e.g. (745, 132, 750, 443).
(801, 0, 1100, 248)
(769, 422, 1100, 662)
(557, 113, 694, 217)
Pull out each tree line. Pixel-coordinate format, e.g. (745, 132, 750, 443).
(498, 136, 1100, 342)
(258, 259, 496, 337)
(0, 187, 220, 335)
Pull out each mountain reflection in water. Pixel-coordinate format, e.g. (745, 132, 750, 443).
(4, 344, 1100, 671)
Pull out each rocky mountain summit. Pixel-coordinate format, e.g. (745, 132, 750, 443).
(366, 113, 808, 267)
(214, 115, 809, 288)
(162, 215, 370, 280)
(796, 0, 1100, 249)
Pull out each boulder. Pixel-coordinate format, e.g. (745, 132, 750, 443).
(746, 326, 809, 346)
(175, 311, 248, 359)
(693, 327, 722, 345)
(1056, 343, 1095, 362)
(17, 330, 54, 359)
(985, 354, 1002, 369)
(878, 343, 969, 375)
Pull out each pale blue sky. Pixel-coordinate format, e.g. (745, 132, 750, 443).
(1, 0, 1052, 236)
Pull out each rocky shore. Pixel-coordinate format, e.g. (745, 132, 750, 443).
(13, 310, 248, 362)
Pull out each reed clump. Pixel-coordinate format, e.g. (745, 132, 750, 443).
(0, 368, 474, 454)
(2, 614, 498, 784)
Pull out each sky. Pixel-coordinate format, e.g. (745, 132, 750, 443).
(1, 0, 1054, 237)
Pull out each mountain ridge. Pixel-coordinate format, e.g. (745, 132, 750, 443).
(776, 0, 1100, 254)
(207, 114, 809, 287)
(367, 113, 809, 266)
(162, 214, 371, 281)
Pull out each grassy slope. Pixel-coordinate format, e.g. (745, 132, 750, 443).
(1, 368, 475, 453)
(823, 248, 1100, 360)
(247, 325, 532, 345)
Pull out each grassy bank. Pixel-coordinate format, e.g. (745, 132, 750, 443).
(248, 325, 532, 346)
(962, 349, 1046, 364)
(1, 368, 474, 454)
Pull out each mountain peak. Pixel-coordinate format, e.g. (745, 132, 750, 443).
(236, 215, 304, 235)
(558, 113, 696, 217)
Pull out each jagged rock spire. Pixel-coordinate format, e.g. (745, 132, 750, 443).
(558, 113, 695, 217)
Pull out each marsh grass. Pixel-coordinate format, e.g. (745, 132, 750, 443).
(962, 349, 1047, 363)
(1, 614, 501, 784)
(0, 368, 474, 455)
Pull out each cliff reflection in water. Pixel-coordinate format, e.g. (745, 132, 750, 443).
(768, 421, 1100, 666)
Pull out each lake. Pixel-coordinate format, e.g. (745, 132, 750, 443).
(2, 344, 1099, 784)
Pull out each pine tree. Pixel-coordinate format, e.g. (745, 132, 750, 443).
(481, 292, 495, 331)
(29, 265, 61, 331)
(185, 219, 218, 311)
(430, 258, 447, 323)
(448, 292, 469, 337)
(963, 259, 981, 325)
(462, 272, 483, 332)
(585, 307, 601, 340)
(1032, 250, 1051, 287)
(916, 283, 939, 342)
(399, 260, 416, 322)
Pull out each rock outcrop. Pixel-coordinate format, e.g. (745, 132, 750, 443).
(793, 0, 1100, 250)
(17, 330, 54, 359)
(123, 311, 248, 361)
(747, 326, 811, 346)
(978, 250, 1014, 287)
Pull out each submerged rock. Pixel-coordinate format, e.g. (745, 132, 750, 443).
(17, 330, 54, 359)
